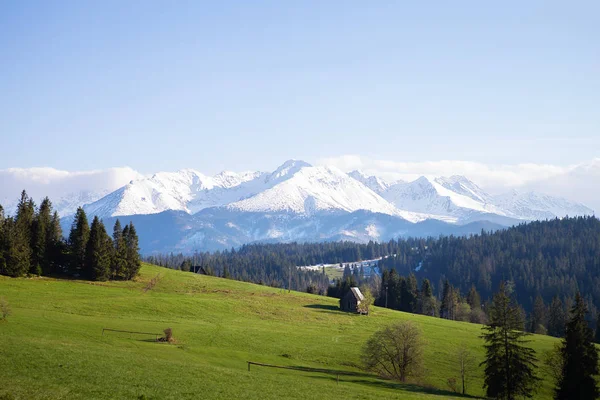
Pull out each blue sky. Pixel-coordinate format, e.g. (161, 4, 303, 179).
(1, 1, 598, 174)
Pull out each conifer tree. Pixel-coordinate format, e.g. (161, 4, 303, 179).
(68, 207, 89, 276)
(440, 280, 452, 319)
(596, 314, 600, 345)
(111, 220, 127, 279)
(124, 222, 141, 279)
(466, 285, 481, 310)
(32, 197, 52, 275)
(529, 295, 547, 334)
(481, 282, 540, 400)
(548, 296, 567, 337)
(46, 211, 64, 274)
(85, 217, 112, 281)
(441, 280, 458, 320)
(8, 191, 34, 277)
(417, 278, 437, 316)
(0, 204, 6, 274)
(555, 293, 599, 400)
(399, 274, 418, 313)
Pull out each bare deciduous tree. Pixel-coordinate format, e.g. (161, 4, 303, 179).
(361, 321, 425, 382)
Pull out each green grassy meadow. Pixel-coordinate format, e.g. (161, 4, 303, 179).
(0, 264, 561, 399)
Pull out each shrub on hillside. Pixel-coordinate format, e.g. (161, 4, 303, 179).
(159, 328, 174, 343)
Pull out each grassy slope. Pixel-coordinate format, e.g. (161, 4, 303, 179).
(0, 264, 560, 400)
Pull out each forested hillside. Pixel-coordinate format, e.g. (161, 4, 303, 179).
(387, 216, 600, 316)
(149, 217, 600, 327)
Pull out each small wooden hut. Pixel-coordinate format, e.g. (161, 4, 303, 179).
(340, 287, 365, 313)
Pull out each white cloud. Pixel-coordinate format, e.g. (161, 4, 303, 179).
(317, 155, 600, 212)
(0, 167, 143, 213)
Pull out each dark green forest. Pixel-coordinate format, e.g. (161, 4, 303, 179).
(0, 191, 141, 281)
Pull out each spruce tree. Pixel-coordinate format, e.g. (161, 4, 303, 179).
(85, 217, 112, 281)
(441, 280, 458, 320)
(46, 211, 64, 274)
(529, 295, 547, 334)
(399, 275, 418, 313)
(68, 207, 89, 276)
(418, 278, 437, 316)
(555, 293, 599, 400)
(466, 285, 482, 310)
(9, 191, 34, 277)
(481, 282, 540, 399)
(548, 296, 567, 337)
(440, 280, 452, 319)
(111, 220, 127, 279)
(0, 205, 7, 275)
(124, 222, 141, 280)
(32, 197, 52, 275)
(596, 314, 600, 345)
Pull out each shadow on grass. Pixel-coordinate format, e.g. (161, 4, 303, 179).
(287, 365, 372, 378)
(303, 304, 340, 311)
(306, 375, 482, 398)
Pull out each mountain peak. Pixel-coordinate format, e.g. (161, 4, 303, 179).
(268, 160, 312, 182)
(348, 170, 389, 194)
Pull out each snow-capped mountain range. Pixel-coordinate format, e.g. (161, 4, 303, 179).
(3, 160, 594, 253)
(82, 159, 593, 224)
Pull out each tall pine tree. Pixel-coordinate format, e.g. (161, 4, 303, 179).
(46, 211, 64, 274)
(555, 293, 599, 400)
(418, 278, 437, 316)
(68, 207, 89, 276)
(596, 314, 600, 345)
(0, 204, 6, 274)
(548, 296, 567, 338)
(481, 282, 540, 400)
(111, 220, 127, 279)
(466, 285, 482, 310)
(85, 217, 112, 281)
(31, 197, 52, 275)
(124, 222, 141, 279)
(8, 191, 34, 277)
(529, 295, 547, 334)
(441, 280, 458, 320)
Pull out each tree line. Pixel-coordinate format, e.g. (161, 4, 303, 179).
(0, 191, 141, 281)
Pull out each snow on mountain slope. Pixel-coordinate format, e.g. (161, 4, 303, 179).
(84, 169, 268, 218)
(493, 190, 594, 220)
(382, 176, 505, 222)
(348, 170, 390, 194)
(83, 160, 319, 219)
(228, 165, 403, 217)
(434, 175, 494, 204)
(79, 160, 595, 226)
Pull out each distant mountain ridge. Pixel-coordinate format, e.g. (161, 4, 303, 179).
(81, 160, 593, 223)
(4, 159, 593, 254)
